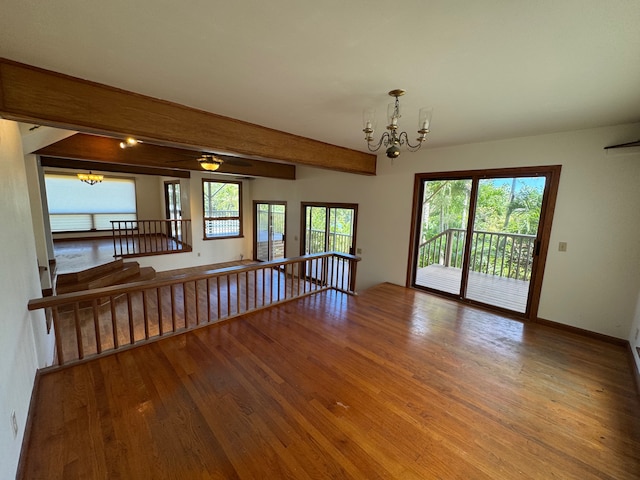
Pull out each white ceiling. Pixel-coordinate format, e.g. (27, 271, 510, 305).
(1, 0, 639, 153)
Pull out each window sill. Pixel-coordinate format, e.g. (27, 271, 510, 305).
(203, 235, 244, 241)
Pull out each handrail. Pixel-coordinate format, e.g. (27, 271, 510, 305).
(111, 219, 192, 258)
(418, 228, 536, 281)
(28, 252, 360, 366)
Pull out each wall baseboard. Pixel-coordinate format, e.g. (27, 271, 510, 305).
(632, 347, 640, 397)
(534, 316, 627, 346)
(15, 369, 42, 480)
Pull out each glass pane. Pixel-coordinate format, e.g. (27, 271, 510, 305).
(328, 208, 354, 254)
(306, 206, 326, 254)
(414, 179, 472, 295)
(203, 181, 241, 237)
(466, 177, 545, 312)
(256, 203, 270, 261)
(270, 204, 286, 260)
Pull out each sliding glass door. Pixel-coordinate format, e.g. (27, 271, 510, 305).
(301, 203, 357, 285)
(410, 166, 560, 317)
(254, 201, 286, 262)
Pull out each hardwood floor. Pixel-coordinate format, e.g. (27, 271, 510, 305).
(21, 283, 640, 479)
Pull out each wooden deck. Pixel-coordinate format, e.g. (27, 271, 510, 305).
(416, 264, 530, 312)
(20, 283, 640, 479)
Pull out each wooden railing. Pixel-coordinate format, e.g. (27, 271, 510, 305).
(111, 219, 192, 257)
(28, 252, 360, 366)
(419, 228, 536, 281)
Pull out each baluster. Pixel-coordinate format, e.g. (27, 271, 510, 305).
(499, 235, 507, 277)
(523, 237, 532, 281)
(157, 288, 164, 335)
(206, 278, 212, 323)
(245, 270, 249, 311)
(194, 280, 200, 326)
(51, 307, 64, 365)
(73, 303, 84, 360)
(254, 270, 258, 309)
(516, 237, 524, 281)
(216, 277, 222, 320)
(110, 295, 118, 349)
(226, 275, 231, 317)
(183, 282, 189, 328)
(142, 290, 149, 339)
(236, 273, 241, 314)
(92, 299, 102, 354)
(170, 285, 177, 331)
(127, 293, 134, 344)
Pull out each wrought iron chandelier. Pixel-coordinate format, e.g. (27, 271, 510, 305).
(362, 89, 432, 158)
(77, 171, 104, 185)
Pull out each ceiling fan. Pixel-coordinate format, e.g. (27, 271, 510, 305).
(197, 153, 252, 171)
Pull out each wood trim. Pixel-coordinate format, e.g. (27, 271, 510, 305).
(0, 58, 376, 175)
(299, 202, 359, 256)
(41, 155, 191, 178)
(253, 200, 288, 261)
(15, 368, 42, 480)
(37, 133, 296, 180)
(527, 165, 562, 319)
(406, 165, 562, 322)
(534, 316, 628, 346)
(202, 178, 243, 240)
(631, 346, 640, 397)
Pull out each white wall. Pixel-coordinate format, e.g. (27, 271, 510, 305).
(252, 123, 640, 342)
(135, 170, 252, 273)
(134, 174, 164, 220)
(0, 120, 52, 478)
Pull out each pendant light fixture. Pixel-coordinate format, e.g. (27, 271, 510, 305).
(77, 171, 104, 185)
(198, 154, 224, 171)
(362, 89, 433, 158)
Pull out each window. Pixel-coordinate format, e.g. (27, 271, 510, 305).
(203, 179, 243, 239)
(45, 173, 137, 232)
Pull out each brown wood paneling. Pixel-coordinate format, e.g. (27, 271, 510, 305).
(37, 133, 296, 179)
(0, 58, 376, 175)
(20, 283, 640, 479)
(41, 156, 191, 178)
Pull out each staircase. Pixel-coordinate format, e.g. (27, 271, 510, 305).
(55, 259, 156, 295)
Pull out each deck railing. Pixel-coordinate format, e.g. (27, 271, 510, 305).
(28, 252, 360, 366)
(111, 219, 192, 258)
(306, 229, 353, 254)
(419, 228, 536, 281)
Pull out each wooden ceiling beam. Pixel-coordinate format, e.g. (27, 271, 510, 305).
(0, 58, 376, 175)
(35, 133, 296, 180)
(40, 156, 192, 179)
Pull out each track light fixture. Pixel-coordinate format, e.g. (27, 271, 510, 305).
(119, 137, 139, 149)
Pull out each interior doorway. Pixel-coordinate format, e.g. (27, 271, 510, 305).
(254, 201, 286, 262)
(408, 166, 561, 318)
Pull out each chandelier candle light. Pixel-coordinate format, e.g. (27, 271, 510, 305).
(363, 89, 432, 158)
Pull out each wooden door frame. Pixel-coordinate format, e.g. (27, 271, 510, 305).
(253, 200, 287, 262)
(406, 165, 561, 321)
(164, 180, 181, 220)
(300, 202, 359, 256)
